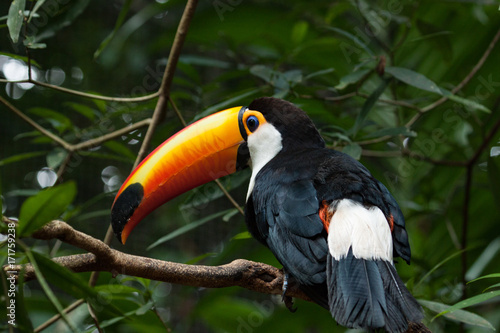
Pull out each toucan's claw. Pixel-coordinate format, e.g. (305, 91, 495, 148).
(282, 272, 297, 313)
(281, 272, 289, 301)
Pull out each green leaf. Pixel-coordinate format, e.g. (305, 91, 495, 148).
(231, 231, 252, 240)
(22, 245, 78, 332)
(46, 148, 68, 169)
(433, 291, 500, 321)
(180, 55, 231, 69)
(334, 68, 371, 90)
(415, 249, 466, 291)
(27, 0, 46, 23)
(484, 282, 500, 292)
(386, 66, 441, 94)
(419, 299, 495, 330)
(385, 66, 490, 113)
(466, 237, 500, 280)
(94, 0, 133, 59)
(135, 300, 154, 315)
(147, 209, 235, 250)
(94, 284, 142, 295)
(468, 273, 500, 284)
(7, 0, 25, 43)
(304, 68, 335, 80)
(327, 26, 375, 57)
(104, 141, 136, 160)
(35, 0, 91, 42)
(342, 143, 362, 160)
(23, 36, 46, 49)
(443, 91, 490, 114)
(31, 251, 98, 301)
(0, 52, 41, 68)
(94, 2, 162, 66)
(18, 181, 77, 237)
(29, 107, 72, 134)
(32, 251, 124, 317)
(250, 64, 273, 83)
(14, 266, 34, 333)
(64, 102, 97, 121)
(291, 20, 309, 44)
(352, 79, 389, 135)
(185, 253, 217, 265)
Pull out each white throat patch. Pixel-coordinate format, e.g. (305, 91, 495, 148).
(246, 123, 283, 200)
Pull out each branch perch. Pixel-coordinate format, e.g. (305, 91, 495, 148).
(3, 217, 431, 333)
(6, 218, 306, 300)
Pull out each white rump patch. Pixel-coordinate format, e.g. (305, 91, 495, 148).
(246, 123, 283, 200)
(327, 199, 393, 262)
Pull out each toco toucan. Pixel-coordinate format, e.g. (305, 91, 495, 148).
(111, 97, 423, 332)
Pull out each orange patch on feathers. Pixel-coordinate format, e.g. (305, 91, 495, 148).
(319, 200, 334, 233)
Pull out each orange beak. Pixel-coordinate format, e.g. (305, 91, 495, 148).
(111, 106, 248, 244)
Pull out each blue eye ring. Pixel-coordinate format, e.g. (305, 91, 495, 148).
(246, 115, 259, 132)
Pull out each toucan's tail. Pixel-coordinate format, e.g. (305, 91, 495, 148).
(327, 248, 423, 333)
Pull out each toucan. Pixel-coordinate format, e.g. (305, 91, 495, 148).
(111, 97, 423, 332)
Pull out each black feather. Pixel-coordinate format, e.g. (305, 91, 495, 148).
(327, 249, 423, 333)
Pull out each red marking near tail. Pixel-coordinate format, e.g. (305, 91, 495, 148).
(388, 214, 394, 232)
(319, 200, 333, 233)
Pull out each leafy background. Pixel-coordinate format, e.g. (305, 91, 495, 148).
(1, 0, 500, 332)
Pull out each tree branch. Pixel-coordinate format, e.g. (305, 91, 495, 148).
(3, 217, 430, 333)
(460, 114, 500, 301)
(134, 0, 199, 166)
(7, 219, 306, 301)
(0, 78, 160, 103)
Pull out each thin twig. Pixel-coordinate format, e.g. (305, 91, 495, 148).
(356, 135, 392, 146)
(324, 92, 357, 101)
(86, 0, 200, 306)
(0, 78, 160, 103)
(362, 149, 468, 167)
(461, 164, 472, 301)
(357, 93, 423, 111)
(56, 151, 74, 183)
(72, 118, 152, 151)
(460, 114, 500, 301)
(135, 0, 199, 166)
(34, 300, 85, 333)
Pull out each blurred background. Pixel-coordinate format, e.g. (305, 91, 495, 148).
(1, 0, 500, 332)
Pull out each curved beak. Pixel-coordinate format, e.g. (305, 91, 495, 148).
(111, 106, 248, 244)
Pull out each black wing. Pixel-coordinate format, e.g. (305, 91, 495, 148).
(246, 155, 329, 307)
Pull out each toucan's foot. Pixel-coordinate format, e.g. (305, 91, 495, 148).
(281, 272, 289, 301)
(281, 272, 297, 313)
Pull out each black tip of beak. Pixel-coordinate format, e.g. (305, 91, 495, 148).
(111, 182, 144, 244)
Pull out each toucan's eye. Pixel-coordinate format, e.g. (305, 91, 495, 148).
(246, 115, 259, 132)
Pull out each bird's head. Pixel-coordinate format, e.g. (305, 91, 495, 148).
(111, 97, 324, 244)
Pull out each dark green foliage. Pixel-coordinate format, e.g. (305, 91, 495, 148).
(1, 1, 500, 332)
